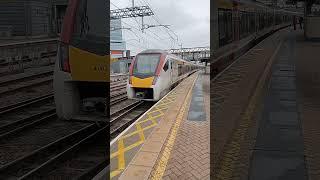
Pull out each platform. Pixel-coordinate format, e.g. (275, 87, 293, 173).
(213, 26, 320, 180)
(110, 69, 210, 180)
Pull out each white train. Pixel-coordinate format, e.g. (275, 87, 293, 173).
(127, 49, 204, 101)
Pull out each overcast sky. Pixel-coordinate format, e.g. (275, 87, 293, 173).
(110, 0, 210, 55)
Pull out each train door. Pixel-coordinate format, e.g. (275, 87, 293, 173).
(162, 59, 170, 93)
(169, 59, 173, 84)
(171, 58, 178, 84)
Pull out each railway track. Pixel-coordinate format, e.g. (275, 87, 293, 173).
(110, 101, 154, 139)
(0, 70, 53, 97)
(0, 51, 57, 67)
(18, 125, 107, 179)
(110, 94, 127, 106)
(111, 90, 126, 98)
(0, 63, 54, 76)
(0, 70, 53, 87)
(0, 94, 54, 136)
(0, 117, 106, 179)
(0, 96, 107, 179)
(110, 83, 126, 91)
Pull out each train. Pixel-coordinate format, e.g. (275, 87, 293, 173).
(53, 0, 108, 120)
(127, 49, 204, 101)
(212, 0, 302, 76)
(215, 0, 302, 48)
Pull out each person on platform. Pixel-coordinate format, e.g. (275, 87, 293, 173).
(293, 16, 297, 30)
(299, 16, 303, 29)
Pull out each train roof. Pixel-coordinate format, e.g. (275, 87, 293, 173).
(219, 0, 303, 15)
(137, 49, 204, 66)
(139, 49, 168, 54)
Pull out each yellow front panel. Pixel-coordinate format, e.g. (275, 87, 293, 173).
(132, 76, 154, 88)
(218, 0, 233, 9)
(69, 46, 109, 82)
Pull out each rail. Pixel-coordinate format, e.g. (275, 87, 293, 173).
(111, 73, 128, 82)
(0, 38, 58, 71)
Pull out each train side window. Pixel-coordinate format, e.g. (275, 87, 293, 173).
(163, 61, 169, 72)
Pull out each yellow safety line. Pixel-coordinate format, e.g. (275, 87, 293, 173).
(110, 138, 126, 179)
(111, 140, 144, 159)
(136, 114, 162, 125)
(118, 138, 125, 170)
(110, 141, 145, 178)
(137, 123, 145, 141)
(147, 106, 170, 115)
(157, 98, 175, 106)
(151, 74, 198, 180)
(157, 100, 175, 107)
(110, 120, 160, 159)
(110, 169, 123, 178)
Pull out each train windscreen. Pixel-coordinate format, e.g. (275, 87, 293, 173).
(133, 54, 160, 76)
(71, 0, 107, 55)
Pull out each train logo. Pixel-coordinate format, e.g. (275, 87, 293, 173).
(93, 65, 108, 72)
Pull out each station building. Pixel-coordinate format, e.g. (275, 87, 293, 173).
(110, 19, 130, 74)
(110, 19, 127, 59)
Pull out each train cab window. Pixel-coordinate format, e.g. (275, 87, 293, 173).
(71, 0, 107, 55)
(133, 54, 160, 76)
(163, 61, 169, 72)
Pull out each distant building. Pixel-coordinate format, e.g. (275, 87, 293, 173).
(0, 0, 68, 39)
(110, 19, 126, 59)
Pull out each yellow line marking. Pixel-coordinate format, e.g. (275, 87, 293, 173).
(111, 140, 144, 159)
(121, 122, 157, 140)
(147, 106, 170, 115)
(157, 98, 175, 106)
(151, 74, 198, 180)
(118, 138, 125, 170)
(137, 123, 145, 141)
(110, 170, 123, 178)
(110, 138, 126, 179)
(136, 114, 163, 125)
(110, 141, 145, 178)
(155, 106, 165, 116)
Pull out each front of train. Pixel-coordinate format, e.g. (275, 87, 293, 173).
(127, 50, 167, 101)
(53, 0, 108, 120)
